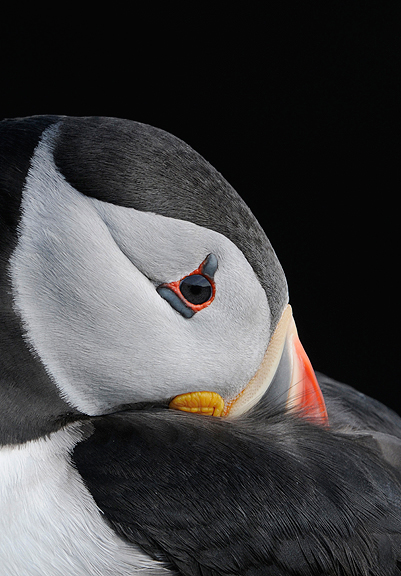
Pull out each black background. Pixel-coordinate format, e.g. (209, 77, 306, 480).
(1, 6, 399, 412)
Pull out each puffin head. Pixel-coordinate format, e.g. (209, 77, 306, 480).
(0, 116, 327, 444)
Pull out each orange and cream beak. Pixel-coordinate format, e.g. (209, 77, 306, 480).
(169, 305, 328, 425)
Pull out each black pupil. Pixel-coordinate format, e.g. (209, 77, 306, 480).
(179, 275, 213, 305)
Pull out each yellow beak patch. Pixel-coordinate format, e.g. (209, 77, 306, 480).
(169, 391, 224, 417)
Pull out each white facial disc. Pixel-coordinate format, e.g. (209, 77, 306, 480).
(10, 125, 271, 415)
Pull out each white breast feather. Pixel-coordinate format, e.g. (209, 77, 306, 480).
(0, 424, 170, 576)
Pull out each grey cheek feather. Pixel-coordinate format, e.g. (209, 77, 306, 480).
(9, 125, 271, 416)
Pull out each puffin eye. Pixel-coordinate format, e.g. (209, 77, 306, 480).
(179, 274, 213, 305)
(156, 253, 218, 318)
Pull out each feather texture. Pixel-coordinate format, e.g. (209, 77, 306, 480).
(74, 376, 401, 575)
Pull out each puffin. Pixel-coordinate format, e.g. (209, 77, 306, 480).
(1, 115, 400, 576)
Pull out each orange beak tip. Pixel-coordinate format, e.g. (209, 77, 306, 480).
(289, 334, 329, 426)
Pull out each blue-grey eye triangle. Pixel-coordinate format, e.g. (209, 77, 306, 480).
(202, 253, 218, 278)
(156, 286, 195, 318)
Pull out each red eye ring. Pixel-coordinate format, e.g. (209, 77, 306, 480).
(156, 254, 218, 317)
(164, 265, 216, 313)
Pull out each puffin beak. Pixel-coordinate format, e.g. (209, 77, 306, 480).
(223, 304, 328, 423)
(169, 305, 328, 425)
